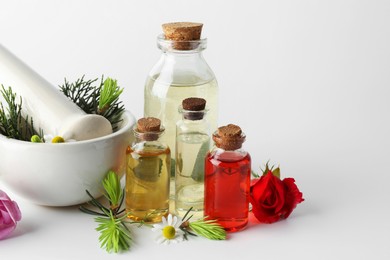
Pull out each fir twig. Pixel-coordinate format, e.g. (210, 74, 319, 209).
(188, 217, 227, 240)
(95, 212, 132, 253)
(180, 207, 227, 240)
(59, 75, 125, 131)
(80, 170, 140, 253)
(0, 85, 41, 141)
(102, 170, 123, 213)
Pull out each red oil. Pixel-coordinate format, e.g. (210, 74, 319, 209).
(204, 150, 251, 232)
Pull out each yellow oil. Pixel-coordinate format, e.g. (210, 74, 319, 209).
(125, 143, 170, 223)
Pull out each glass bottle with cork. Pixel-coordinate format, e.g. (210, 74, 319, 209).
(125, 117, 170, 223)
(204, 124, 251, 232)
(144, 22, 219, 197)
(175, 97, 210, 218)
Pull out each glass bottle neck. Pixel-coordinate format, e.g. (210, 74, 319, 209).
(157, 34, 207, 53)
(179, 106, 208, 121)
(132, 126, 165, 142)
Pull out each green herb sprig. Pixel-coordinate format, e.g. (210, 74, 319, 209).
(180, 207, 227, 240)
(80, 171, 133, 253)
(0, 85, 41, 141)
(60, 76, 125, 131)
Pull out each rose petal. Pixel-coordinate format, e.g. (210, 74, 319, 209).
(2, 200, 22, 223)
(250, 172, 286, 223)
(0, 224, 16, 240)
(0, 190, 11, 201)
(1, 209, 13, 225)
(281, 178, 304, 219)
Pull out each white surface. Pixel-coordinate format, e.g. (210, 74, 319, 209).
(0, 0, 389, 259)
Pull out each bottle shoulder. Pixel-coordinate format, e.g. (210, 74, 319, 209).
(207, 147, 250, 163)
(131, 140, 170, 155)
(147, 53, 217, 86)
(176, 118, 210, 132)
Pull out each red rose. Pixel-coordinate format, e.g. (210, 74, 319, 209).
(250, 171, 304, 223)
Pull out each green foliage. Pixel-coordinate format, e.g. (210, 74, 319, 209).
(102, 170, 123, 210)
(59, 76, 125, 131)
(180, 207, 227, 240)
(80, 170, 131, 253)
(261, 161, 281, 179)
(188, 218, 227, 240)
(0, 85, 41, 141)
(95, 212, 132, 253)
(99, 78, 124, 113)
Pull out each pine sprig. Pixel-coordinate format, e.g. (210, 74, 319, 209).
(59, 76, 125, 131)
(80, 171, 133, 253)
(180, 207, 227, 240)
(95, 212, 132, 253)
(98, 78, 124, 114)
(188, 218, 227, 240)
(0, 85, 41, 141)
(102, 170, 124, 211)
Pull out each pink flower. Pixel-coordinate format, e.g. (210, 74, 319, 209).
(0, 190, 22, 240)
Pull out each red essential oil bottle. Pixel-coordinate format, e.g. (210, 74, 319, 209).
(204, 124, 251, 232)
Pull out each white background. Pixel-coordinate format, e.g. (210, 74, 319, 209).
(1, 0, 390, 259)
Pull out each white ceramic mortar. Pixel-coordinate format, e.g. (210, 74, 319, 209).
(0, 111, 135, 206)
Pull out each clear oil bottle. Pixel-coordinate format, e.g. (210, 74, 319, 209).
(175, 97, 210, 218)
(144, 22, 219, 201)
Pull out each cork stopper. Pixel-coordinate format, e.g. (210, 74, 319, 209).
(135, 117, 162, 141)
(181, 97, 207, 120)
(162, 22, 203, 50)
(213, 124, 246, 151)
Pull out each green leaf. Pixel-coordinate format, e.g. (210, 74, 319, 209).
(191, 139, 210, 182)
(272, 167, 281, 179)
(259, 161, 281, 179)
(102, 170, 123, 209)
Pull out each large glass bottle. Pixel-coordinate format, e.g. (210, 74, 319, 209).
(144, 22, 219, 197)
(126, 117, 170, 223)
(175, 97, 210, 218)
(204, 124, 251, 232)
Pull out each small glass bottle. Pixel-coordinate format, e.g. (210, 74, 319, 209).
(204, 124, 251, 232)
(126, 117, 170, 223)
(175, 97, 210, 218)
(144, 22, 219, 198)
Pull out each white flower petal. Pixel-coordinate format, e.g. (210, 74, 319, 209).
(173, 217, 183, 228)
(171, 215, 178, 226)
(167, 214, 173, 225)
(162, 216, 167, 226)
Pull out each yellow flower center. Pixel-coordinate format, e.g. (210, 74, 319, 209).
(52, 136, 65, 143)
(162, 225, 176, 239)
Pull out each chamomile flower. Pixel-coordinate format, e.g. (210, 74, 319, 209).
(44, 134, 76, 143)
(151, 214, 184, 245)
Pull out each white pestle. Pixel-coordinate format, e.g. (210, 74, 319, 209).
(0, 44, 113, 141)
